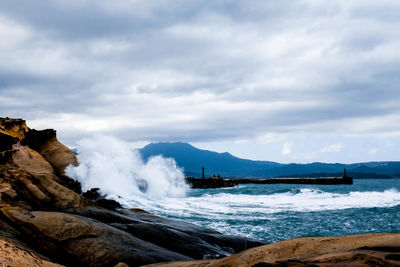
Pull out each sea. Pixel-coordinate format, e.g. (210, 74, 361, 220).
(130, 179, 400, 243)
(66, 136, 400, 244)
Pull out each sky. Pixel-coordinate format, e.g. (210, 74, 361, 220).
(1, 0, 399, 163)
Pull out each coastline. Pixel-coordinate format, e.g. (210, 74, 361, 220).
(0, 118, 262, 266)
(1, 118, 399, 266)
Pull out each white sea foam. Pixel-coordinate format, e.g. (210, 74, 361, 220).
(112, 186, 400, 241)
(136, 187, 400, 221)
(66, 135, 188, 201)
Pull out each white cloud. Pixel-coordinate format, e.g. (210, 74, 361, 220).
(369, 148, 378, 155)
(256, 133, 282, 144)
(0, 16, 31, 48)
(281, 142, 293, 155)
(234, 139, 249, 144)
(320, 144, 344, 153)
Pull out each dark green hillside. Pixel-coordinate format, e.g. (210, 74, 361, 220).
(139, 142, 281, 177)
(140, 142, 400, 178)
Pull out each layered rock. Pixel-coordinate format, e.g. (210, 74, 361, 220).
(21, 128, 78, 175)
(0, 118, 263, 266)
(1, 207, 191, 266)
(146, 233, 400, 266)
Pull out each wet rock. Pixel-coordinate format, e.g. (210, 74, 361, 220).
(95, 198, 122, 210)
(82, 188, 102, 201)
(70, 206, 263, 261)
(82, 188, 123, 210)
(58, 175, 82, 194)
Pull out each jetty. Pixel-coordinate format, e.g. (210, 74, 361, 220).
(185, 168, 353, 188)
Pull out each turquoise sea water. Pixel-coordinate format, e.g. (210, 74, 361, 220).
(139, 179, 400, 243)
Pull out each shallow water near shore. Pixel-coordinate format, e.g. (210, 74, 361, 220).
(125, 179, 400, 243)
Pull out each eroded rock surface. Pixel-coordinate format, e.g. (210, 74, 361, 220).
(22, 128, 78, 175)
(0, 118, 263, 266)
(1, 207, 191, 266)
(145, 233, 400, 267)
(0, 117, 29, 140)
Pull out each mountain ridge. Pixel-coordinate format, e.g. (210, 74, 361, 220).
(139, 142, 400, 178)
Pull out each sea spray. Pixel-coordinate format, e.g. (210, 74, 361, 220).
(66, 135, 188, 202)
(66, 144, 400, 243)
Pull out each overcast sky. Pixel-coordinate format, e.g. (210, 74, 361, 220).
(1, 0, 399, 163)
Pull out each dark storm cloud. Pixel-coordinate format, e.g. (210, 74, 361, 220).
(0, 0, 399, 151)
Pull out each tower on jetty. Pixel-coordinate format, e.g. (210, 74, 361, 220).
(202, 166, 205, 179)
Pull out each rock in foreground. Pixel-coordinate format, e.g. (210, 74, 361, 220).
(146, 233, 400, 267)
(0, 239, 62, 267)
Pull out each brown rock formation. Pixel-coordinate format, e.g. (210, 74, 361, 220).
(11, 145, 56, 178)
(0, 118, 263, 267)
(146, 233, 400, 267)
(22, 128, 78, 175)
(0, 207, 191, 266)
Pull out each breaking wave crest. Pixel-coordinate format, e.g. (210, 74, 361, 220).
(66, 135, 188, 202)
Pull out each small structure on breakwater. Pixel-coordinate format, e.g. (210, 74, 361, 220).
(185, 177, 238, 189)
(186, 167, 238, 188)
(185, 168, 353, 189)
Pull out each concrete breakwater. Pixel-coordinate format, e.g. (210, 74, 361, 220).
(185, 177, 239, 188)
(185, 176, 353, 188)
(233, 176, 353, 185)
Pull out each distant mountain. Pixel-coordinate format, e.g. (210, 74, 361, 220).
(139, 142, 400, 178)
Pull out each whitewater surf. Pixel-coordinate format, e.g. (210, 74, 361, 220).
(67, 136, 400, 243)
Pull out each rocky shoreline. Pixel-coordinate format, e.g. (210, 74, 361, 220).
(0, 117, 399, 266)
(0, 118, 262, 266)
